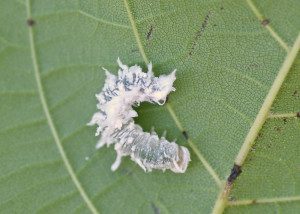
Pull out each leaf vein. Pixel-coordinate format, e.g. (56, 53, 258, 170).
(26, 1, 99, 213)
(36, 191, 78, 213)
(235, 34, 300, 166)
(123, 0, 222, 187)
(78, 10, 131, 29)
(268, 112, 298, 118)
(228, 195, 300, 206)
(212, 33, 300, 214)
(246, 0, 290, 51)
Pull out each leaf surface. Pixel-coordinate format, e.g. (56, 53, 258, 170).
(0, 0, 299, 213)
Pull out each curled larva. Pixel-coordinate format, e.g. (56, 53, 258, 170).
(88, 58, 190, 173)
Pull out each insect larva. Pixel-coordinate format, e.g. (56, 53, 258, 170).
(88, 58, 190, 173)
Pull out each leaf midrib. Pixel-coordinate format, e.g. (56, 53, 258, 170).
(212, 0, 300, 211)
(25, 0, 99, 213)
(212, 34, 300, 213)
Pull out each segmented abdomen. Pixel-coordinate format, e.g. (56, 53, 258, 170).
(111, 123, 190, 173)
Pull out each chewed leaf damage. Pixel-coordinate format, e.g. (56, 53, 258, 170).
(88, 58, 190, 173)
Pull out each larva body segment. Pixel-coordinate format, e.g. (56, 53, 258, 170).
(111, 123, 190, 173)
(88, 58, 191, 173)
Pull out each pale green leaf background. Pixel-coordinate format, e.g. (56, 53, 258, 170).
(0, 0, 299, 213)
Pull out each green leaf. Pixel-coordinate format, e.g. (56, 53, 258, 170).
(224, 54, 300, 213)
(0, 0, 299, 213)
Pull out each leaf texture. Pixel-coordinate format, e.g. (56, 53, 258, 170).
(0, 0, 299, 213)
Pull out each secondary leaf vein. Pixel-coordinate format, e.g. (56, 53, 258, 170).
(246, 0, 290, 52)
(268, 112, 299, 118)
(228, 195, 300, 206)
(123, 0, 222, 187)
(78, 10, 131, 29)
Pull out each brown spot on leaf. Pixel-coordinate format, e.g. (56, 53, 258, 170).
(297, 112, 300, 118)
(261, 19, 270, 26)
(182, 131, 189, 140)
(27, 18, 35, 26)
(283, 118, 287, 124)
(189, 11, 212, 56)
(227, 164, 242, 183)
(257, 132, 263, 139)
(293, 90, 298, 97)
(146, 25, 154, 40)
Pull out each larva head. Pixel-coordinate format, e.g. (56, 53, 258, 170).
(148, 70, 176, 105)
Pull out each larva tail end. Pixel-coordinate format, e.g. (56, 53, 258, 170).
(171, 146, 191, 173)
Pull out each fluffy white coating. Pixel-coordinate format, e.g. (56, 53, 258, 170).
(88, 58, 190, 173)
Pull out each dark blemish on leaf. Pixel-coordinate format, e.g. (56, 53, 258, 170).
(182, 131, 189, 140)
(151, 203, 160, 214)
(252, 199, 257, 204)
(293, 90, 298, 97)
(227, 164, 242, 183)
(261, 19, 270, 26)
(189, 11, 212, 56)
(251, 144, 257, 151)
(220, 6, 224, 10)
(297, 112, 300, 118)
(27, 18, 35, 26)
(283, 118, 287, 124)
(147, 25, 154, 40)
(257, 132, 262, 139)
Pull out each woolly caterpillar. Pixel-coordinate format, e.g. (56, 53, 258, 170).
(88, 58, 190, 173)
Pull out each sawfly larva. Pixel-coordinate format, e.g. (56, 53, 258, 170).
(88, 58, 190, 173)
